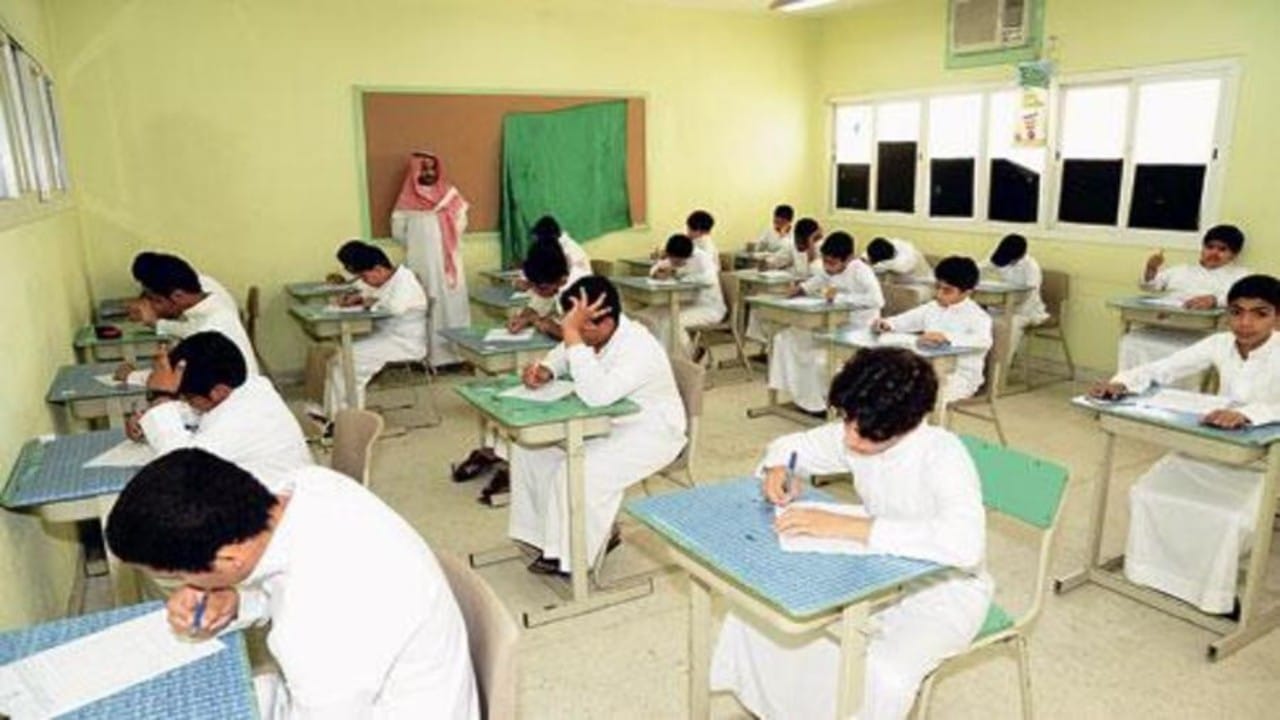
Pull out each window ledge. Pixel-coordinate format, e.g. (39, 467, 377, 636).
(0, 191, 74, 232)
(826, 210, 1203, 250)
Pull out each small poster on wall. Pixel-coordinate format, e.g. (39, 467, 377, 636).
(1014, 60, 1053, 147)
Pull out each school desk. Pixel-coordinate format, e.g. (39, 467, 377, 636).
(94, 296, 134, 322)
(733, 269, 799, 342)
(479, 268, 524, 286)
(438, 326, 558, 375)
(469, 285, 528, 322)
(1107, 295, 1226, 334)
(626, 477, 945, 719)
(613, 276, 708, 355)
(456, 375, 648, 627)
(617, 256, 658, 276)
(72, 322, 167, 364)
(288, 304, 389, 409)
(46, 362, 149, 432)
(0, 601, 255, 719)
(285, 280, 356, 303)
(1056, 395, 1280, 661)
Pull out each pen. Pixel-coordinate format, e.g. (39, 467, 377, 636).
(191, 592, 208, 636)
(786, 451, 798, 500)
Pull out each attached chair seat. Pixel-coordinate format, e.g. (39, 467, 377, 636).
(976, 601, 1015, 641)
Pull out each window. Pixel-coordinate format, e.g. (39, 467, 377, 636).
(987, 89, 1045, 222)
(874, 101, 919, 213)
(1056, 84, 1127, 226)
(927, 94, 981, 218)
(834, 104, 871, 211)
(1127, 78, 1220, 231)
(0, 33, 68, 204)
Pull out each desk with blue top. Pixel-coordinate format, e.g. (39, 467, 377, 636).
(289, 304, 389, 409)
(626, 478, 944, 719)
(469, 285, 528, 322)
(1056, 395, 1280, 660)
(72, 322, 166, 364)
(612, 276, 708, 355)
(46, 362, 149, 431)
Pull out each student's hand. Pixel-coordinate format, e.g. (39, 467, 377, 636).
(1182, 294, 1217, 310)
(132, 298, 159, 326)
(560, 288, 611, 345)
(651, 265, 674, 280)
(1144, 250, 1164, 282)
(337, 292, 363, 307)
(918, 331, 950, 347)
(1088, 381, 1130, 401)
(762, 466, 799, 506)
(113, 361, 135, 382)
(521, 363, 553, 389)
(533, 315, 560, 337)
(324, 272, 346, 285)
(774, 507, 871, 542)
(125, 298, 148, 322)
(512, 277, 532, 291)
(871, 318, 892, 334)
(124, 411, 145, 442)
(146, 347, 183, 395)
(166, 585, 239, 639)
(1202, 408, 1250, 430)
(506, 314, 530, 333)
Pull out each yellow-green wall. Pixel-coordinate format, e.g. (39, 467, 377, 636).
(46, 0, 817, 372)
(813, 0, 1280, 371)
(0, 0, 88, 630)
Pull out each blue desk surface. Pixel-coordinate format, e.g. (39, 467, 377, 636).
(438, 326, 558, 356)
(469, 285, 528, 308)
(818, 327, 984, 359)
(284, 280, 355, 299)
(72, 323, 166, 349)
(1105, 295, 1225, 318)
(0, 602, 256, 719)
(1071, 394, 1280, 447)
(46, 362, 149, 404)
(2, 430, 139, 509)
(626, 478, 943, 621)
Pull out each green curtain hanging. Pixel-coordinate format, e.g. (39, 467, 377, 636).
(499, 100, 631, 267)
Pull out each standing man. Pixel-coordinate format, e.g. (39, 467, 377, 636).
(391, 151, 471, 367)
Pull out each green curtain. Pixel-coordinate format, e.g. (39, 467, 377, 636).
(499, 100, 631, 267)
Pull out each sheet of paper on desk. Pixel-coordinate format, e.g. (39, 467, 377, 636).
(483, 328, 535, 343)
(325, 303, 367, 313)
(511, 291, 531, 299)
(93, 374, 142, 389)
(498, 380, 576, 403)
(875, 332, 919, 348)
(0, 608, 224, 719)
(1135, 388, 1230, 415)
(775, 501, 871, 555)
(779, 296, 827, 308)
(1139, 294, 1191, 308)
(759, 270, 792, 279)
(645, 278, 679, 287)
(83, 440, 156, 468)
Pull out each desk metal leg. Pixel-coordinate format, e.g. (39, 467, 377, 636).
(340, 324, 360, 409)
(689, 577, 712, 720)
(835, 602, 869, 720)
(1055, 431, 1115, 593)
(667, 296, 681, 357)
(566, 419, 589, 603)
(1211, 444, 1280, 660)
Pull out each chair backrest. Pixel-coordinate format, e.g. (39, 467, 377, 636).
(589, 258, 614, 277)
(718, 271, 741, 325)
(436, 552, 520, 720)
(244, 286, 261, 343)
(980, 315, 1013, 397)
(1039, 269, 1069, 324)
(669, 356, 705, 476)
(718, 251, 734, 271)
(330, 409, 384, 487)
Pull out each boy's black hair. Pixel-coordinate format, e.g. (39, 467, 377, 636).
(336, 241, 391, 272)
(828, 347, 937, 442)
(558, 275, 622, 324)
(793, 218, 820, 249)
(866, 238, 895, 265)
(773, 204, 795, 221)
(168, 332, 248, 398)
(934, 256, 980, 292)
(106, 449, 277, 573)
(1204, 224, 1245, 255)
(1227, 274, 1280, 309)
(686, 210, 715, 233)
(130, 251, 164, 286)
(142, 254, 202, 296)
(522, 239, 570, 286)
(820, 231, 855, 261)
(665, 233, 694, 259)
(530, 215, 562, 244)
(990, 234, 1028, 268)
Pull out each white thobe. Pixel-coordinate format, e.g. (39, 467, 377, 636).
(768, 261, 884, 412)
(694, 234, 719, 261)
(1115, 331, 1280, 613)
(392, 204, 471, 366)
(984, 254, 1050, 365)
(755, 227, 795, 268)
(558, 232, 593, 277)
(232, 466, 478, 719)
(197, 273, 239, 318)
(712, 423, 992, 720)
(508, 316, 686, 571)
(638, 247, 727, 359)
(1119, 262, 1251, 383)
(525, 264, 591, 319)
(884, 299, 992, 403)
(324, 266, 428, 415)
(128, 293, 260, 386)
(138, 376, 313, 492)
(871, 239, 934, 308)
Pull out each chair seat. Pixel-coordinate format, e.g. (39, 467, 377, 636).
(977, 601, 1015, 639)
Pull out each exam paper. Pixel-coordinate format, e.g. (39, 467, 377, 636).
(759, 270, 792, 280)
(93, 374, 142, 389)
(1138, 294, 1192, 309)
(497, 380, 576, 403)
(0, 609, 225, 719)
(775, 501, 871, 555)
(1134, 388, 1232, 416)
(778, 296, 827, 308)
(483, 328, 535, 343)
(874, 332, 920, 348)
(83, 440, 156, 469)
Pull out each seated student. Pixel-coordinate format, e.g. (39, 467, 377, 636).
(115, 253, 259, 383)
(529, 214, 592, 278)
(745, 218, 825, 345)
(130, 251, 238, 320)
(511, 276, 686, 575)
(686, 209, 718, 260)
(768, 231, 883, 415)
(874, 256, 992, 403)
(507, 238, 590, 341)
(1121, 224, 1251, 378)
(1089, 274, 1279, 615)
(640, 233, 727, 360)
(125, 332, 312, 489)
(983, 233, 1049, 364)
(713, 347, 991, 720)
(865, 236, 933, 284)
(322, 241, 428, 416)
(105, 449, 479, 718)
(753, 204, 795, 268)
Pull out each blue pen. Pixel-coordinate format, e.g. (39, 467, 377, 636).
(191, 592, 208, 636)
(786, 451, 798, 500)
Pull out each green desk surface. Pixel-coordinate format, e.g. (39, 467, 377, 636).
(454, 374, 640, 429)
(735, 269, 801, 285)
(288, 303, 390, 323)
(470, 285, 529, 308)
(1106, 295, 1225, 318)
(285, 280, 355, 299)
(480, 268, 524, 282)
(613, 276, 708, 293)
(73, 322, 166, 348)
(746, 294, 873, 314)
(438, 326, 558, 356)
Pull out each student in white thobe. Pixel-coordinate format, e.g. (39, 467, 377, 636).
(390, 151, 471, 367)
(132, 332, 313, 490)
(714, 347, 991, 720)
(1092, 274, 1280, 613)
(687, 209, 719, 260)
(131, 252, 239, 319)
(638, 234, 727, 360)
(1120, 224, 1250, 384)
(866, 236, 934, 309)
(510, 276, 686, 573)
(753, 204, 795, 269)
(746, 218, 825, 344)
(877, 257, 992, 404)
(105, 452, 478, 720)
(529, 215, 592, 277)
(982, 234, 1050, 365)
(324, 242, 428, 415)
(769, 231, 883, 414)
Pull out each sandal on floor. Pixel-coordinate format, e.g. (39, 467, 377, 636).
(452, 448, 501, 482)
(477, 469, 510, 506)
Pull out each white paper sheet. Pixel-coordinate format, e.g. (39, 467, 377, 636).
(92, 374, 142, 389)
(511, 291, 532, 300)
(83, 440, 156, 469)
(1134, 388, 1233, 415)
(759, 270, 793, 280)
(1138, 294, 1192, 309)
(775, 501, 871, 555)
(644, 278, 679, 287)
(0, 609, 225, 719)
(483, 328, 535, 343)
(497, 380, 576, 403)
(874, 332, 920, 348)
(778, 296, 828, 308)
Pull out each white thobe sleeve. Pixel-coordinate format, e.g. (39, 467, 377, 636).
(138, 399, 252, 461)
(525, 292, 558, 317)
(879, 250, 917, 275)
(564, 342, 649, 408)
(1111, 334, 1219, 392)
(799, 273, 826, 296)
(390, 210, 409, 243)
(846, 263, 884, 310)
(885, 304, 930, 333)
(155, 318, 199, 338)
(946, 307, 993, 350)
(1240, 401, 1280, 426)
(756, 422, 849, 477)
(539, 343, 571, 378)
(371, 276, 415, 315)
(866, 438, 986, 569)
(649, 259, 673, 278)
(219, 585, 272, 634)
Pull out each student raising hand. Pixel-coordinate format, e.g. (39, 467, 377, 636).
(1144, 249, 1164, 282)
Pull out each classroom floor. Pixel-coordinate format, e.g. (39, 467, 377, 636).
(90, 370, 1280, 718)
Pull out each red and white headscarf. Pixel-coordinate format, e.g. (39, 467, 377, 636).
(394, 151, 469, 287)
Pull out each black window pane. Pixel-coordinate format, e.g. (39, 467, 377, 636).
(988, 159, 1039, 223)
(1058, 159, 1122, 225)
(835, 163, 870, 210)
(1128, 164, 1206, 231)
(876, 142, 917, 213)
(929, 158, 974, 217)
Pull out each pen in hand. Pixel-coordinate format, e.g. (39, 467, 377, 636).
(190, 592, 208, 637)
(785, 451, 798, 502)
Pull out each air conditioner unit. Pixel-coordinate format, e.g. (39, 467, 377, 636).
(950, 0, 1031, 55)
